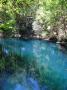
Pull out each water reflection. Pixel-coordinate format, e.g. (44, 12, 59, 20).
(0, 39, 67, 90)
(15, 84, 26, 90)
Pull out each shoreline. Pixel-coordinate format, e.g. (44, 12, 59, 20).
(0, 35, 67, 47)
(0, 35, 67, 43)
(0, 36, 67, 51)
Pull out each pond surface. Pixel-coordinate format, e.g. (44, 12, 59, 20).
(0, 39, 67, 90)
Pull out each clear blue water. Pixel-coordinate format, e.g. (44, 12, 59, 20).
(0, 39, 67, 90)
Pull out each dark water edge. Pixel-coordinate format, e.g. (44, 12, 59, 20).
(0, 38, 67, 90)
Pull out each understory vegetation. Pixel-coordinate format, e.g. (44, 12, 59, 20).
(0, 0, 67, 41)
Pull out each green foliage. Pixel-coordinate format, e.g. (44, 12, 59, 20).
(0, 0, 67, 38)
(36, 0, 67, 39)
(0, 20, 15, 31)
(0, 0, 38, 37)
(0, 19, 16, 37)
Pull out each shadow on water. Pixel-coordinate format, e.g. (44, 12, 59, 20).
(0, 39, 67, 90)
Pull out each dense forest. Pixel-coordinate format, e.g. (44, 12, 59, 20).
(0, 0, 67, 42)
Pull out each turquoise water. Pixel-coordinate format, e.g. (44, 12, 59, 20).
(0, 39, 67, 90)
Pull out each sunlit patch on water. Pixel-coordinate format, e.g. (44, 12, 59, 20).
(3, 71, 49, 90)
